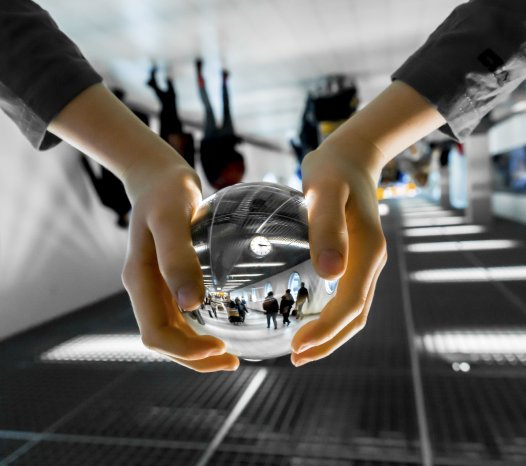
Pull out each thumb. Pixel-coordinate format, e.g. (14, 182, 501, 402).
(304, 180, 349, 279)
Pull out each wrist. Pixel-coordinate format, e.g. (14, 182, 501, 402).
(122, 140, 200, 203)
(314, 81, 446, 181)
(319, 125, 386, 181)
(47, 84, 200, 201)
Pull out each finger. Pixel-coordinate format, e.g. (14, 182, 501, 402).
(145, 172, 205, 310)
(156, 297, 240, 372)
(123, 213, 225, 361)
(291, 251, 385, 366)
(303, 179, 349, 279)
(291, 224, 386, 354)
(167, 353, 240, 373)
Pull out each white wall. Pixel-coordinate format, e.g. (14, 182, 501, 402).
(489, 113, 526, 155)
(492, 192, 526, 226)
(0, 113, 128, 341)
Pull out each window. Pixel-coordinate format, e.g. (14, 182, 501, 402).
(325, 279, 339, 295)
(288, 272, 301, 299)
(264, 282, 273, 296)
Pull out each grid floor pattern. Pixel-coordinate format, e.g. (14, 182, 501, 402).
(1, 198, 526, 465)
(8, 442, 202, 466)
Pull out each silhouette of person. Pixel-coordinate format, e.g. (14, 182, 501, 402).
(262, 291, 279, 330)
(295, 282, 309, 320)
(147, 66, 195, 167)
(313, 75, 359, 142)
(195, 59, 244, 190)
(280, 289, 295, 326)
(78, 88, 148, 229)
(235, 297, 248, 322)
(290, 94, 319, 166)
(80, 155, 131, 228)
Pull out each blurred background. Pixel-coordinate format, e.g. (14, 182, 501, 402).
(1, 0, 526, 465)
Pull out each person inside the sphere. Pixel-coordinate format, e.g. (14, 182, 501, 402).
(280, 290, 295, 327)
(262, 291, 279, 330)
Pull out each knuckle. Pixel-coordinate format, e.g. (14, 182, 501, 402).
(318, 346, 336, 360)
(140, 332, 159, 351)
(147, 204, 172, 228)
(121, 261, 139, 289)
(159, 258, 192, 286)
(160, 257, 179, 278)
(354, 313, 368, 332)
(301, 149, 321, 172)
(356, 320, 367, 332)
(310, 225, 347, 247)
(160, 254, 201, 287)
(370, 232, 387, 257)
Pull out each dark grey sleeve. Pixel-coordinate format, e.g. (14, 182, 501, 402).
(392, 0, 526, 142)
(0, 0, 102, 150)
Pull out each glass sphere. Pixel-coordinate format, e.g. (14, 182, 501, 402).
(185, 182, 337, 360)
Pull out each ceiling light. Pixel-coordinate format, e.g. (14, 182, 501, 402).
(234, 262, 285, 268)
(193, 243, 208, 253)
(417, 329, 526, 364)
(404, 225, 486, 237)
(403, 216, 465, 228)
(378, 204, 390, 216)
(402, 210, 456, 217)
(406, 239, 520, 253)
(40, 335, 167, 362)
(269, 239, 310, 249)
(410, 265, 526, 282)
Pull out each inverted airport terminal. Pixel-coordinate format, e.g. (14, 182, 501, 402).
(1, 1, 526, 465)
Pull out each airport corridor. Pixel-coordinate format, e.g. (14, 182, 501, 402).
(1, 197, 525, 466)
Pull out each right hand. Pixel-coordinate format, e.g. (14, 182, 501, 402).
(122, 161, 240, 372)
(290, 142, 387, 366)
(290, 81, 446, 366)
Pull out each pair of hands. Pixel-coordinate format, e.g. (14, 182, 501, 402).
(121, 139, 387, 372)
(50, 80, 443, 372)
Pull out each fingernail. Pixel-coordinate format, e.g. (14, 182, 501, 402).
(293, 358, 307, 367)
(318, 250, 344, 275)
(228, 361, 240, 371)
(296, 344, 308, 354)
(207, 347, 226, 357)
(177, 285, 200, 310)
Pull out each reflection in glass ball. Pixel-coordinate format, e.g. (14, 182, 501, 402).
(185, 182, 338, 360)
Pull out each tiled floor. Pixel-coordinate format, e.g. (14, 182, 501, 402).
(1, 198, 525, 465)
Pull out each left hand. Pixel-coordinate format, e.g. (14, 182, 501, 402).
(290, 142, 387, 367)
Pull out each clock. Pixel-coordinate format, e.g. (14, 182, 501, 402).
(250, 236, 272, 257)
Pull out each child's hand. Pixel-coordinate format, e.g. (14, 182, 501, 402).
(122, 162, 240, 372)
(48, 84, 239, 372)
(291, 81, 445, 366)
(291, 143, 387, 367)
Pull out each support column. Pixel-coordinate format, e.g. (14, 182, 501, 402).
(464, 133, 493, 224)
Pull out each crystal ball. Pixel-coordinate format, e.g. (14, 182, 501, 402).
(185, 182, 338, 360)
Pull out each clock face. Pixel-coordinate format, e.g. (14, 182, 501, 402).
(250, 236, 272, 257)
